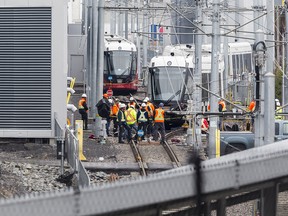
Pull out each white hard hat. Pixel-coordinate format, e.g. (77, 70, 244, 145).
(144, 97, 149, 101)
(81, 93, 87, 98)
(275, 99, 279, 102)
(130, 104, 135, 108)
(143, 99, 148, 103)
(120, 103, 126, 108)
(130, 97, 134, 101)
(108, 99, 113, 104)
(141, 103, 146, 107)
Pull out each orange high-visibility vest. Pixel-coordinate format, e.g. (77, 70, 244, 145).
(219, 100, 227, 111)
(78, 98, 86, 109)
(154, 108, 164, 123)
(147, 102, 155, 112)
(112, 104, 119, 116)
(248, 100, 256, 112)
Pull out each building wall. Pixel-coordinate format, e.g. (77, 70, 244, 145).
(0, 0, 68, 139)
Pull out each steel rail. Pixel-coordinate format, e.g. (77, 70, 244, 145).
(129, 140, 147, 176)
(162, 141, 181, 168)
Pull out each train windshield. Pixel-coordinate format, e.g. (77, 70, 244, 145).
(150, 67, 191, 102)
(105, 51, 136, 76)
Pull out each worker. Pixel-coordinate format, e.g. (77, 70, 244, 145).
(207, 102, 210, 111)
(137, 103, 149, 141)
(275, 99, 283, 120)
(248, 100, 256, 112)
(218, 98, 227, 130)
(111, 98, 120, 137)
(78, 93, 89, 130)
(125, 104, 138, 140)
(106, 98, 114, 136)
(117, 103, 131, 143)
(144, 97, 155, 137)
(96, 93, 111, 136)
(218, 98, 227, 112)
(128, 97, 136, 109)
(153, 103, 165, 143)
(145, 97, 155, 114)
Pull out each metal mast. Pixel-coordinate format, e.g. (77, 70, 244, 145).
(284, 1, 288, 115)
(208, 0, 221, 159)
(91, 0, 98, 134)
(194, 0, 203, 152)
(95, 0, 105, 137)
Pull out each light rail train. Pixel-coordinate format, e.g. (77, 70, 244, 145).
(148, 42, 253, 127)
(104, 35, 138, 94)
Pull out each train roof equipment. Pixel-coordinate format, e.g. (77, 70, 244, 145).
(104, 34, 137, 52)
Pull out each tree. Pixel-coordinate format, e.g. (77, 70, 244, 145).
(275, 66, 283, 102)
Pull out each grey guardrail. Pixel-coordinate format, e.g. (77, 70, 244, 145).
(1, 139, 288, 215)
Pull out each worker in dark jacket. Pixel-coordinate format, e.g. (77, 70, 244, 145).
(117, 103, 131, 143)
(78, 93, 89, 130)
(137, 103, 149, 141)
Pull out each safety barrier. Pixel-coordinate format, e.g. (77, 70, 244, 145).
(1, 139, 288, 215)
(66, 126, 90, 187)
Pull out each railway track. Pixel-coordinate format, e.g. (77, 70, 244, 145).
(129, 139, 181, 176)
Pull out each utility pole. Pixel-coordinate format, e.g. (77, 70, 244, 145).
(260, 2, 277, 214)
(95, 0, 105, 138)
(136, 9, 142, 80)
(265, 0, 275, 144)
(284, 1, 288, 115)
(143, 0, 149, 69)
(125, 1, 128, 39)
(110, 0, 116, 35)
(208, 0, 221, 159)
(253, 0, 264, 32)
(193, 0, 203, 153)
(223, 0, 228, 98)
(86, 0, 92, 110)
(254, 30, 265, 147)
(91, 0, 98, 134)
(118, 0, 123, 36)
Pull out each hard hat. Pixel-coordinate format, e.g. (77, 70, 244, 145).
(103, 93, 108, 98)
(159, 103, 164, 107)
(120, 103, 126, 109)
(144, 97, 149, 101)
(115, 98, 119, 102)
(275, 99, 279, 102)
(81, 93, 87, 98)
(143, 99, 148, 103)
(141, 103, 146, 107)
(108, 99, 113, 104)
(130, 104, 135, 108)
(130, 97, 134, 101)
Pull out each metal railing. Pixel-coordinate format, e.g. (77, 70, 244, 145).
(66, 126, 90, 187)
